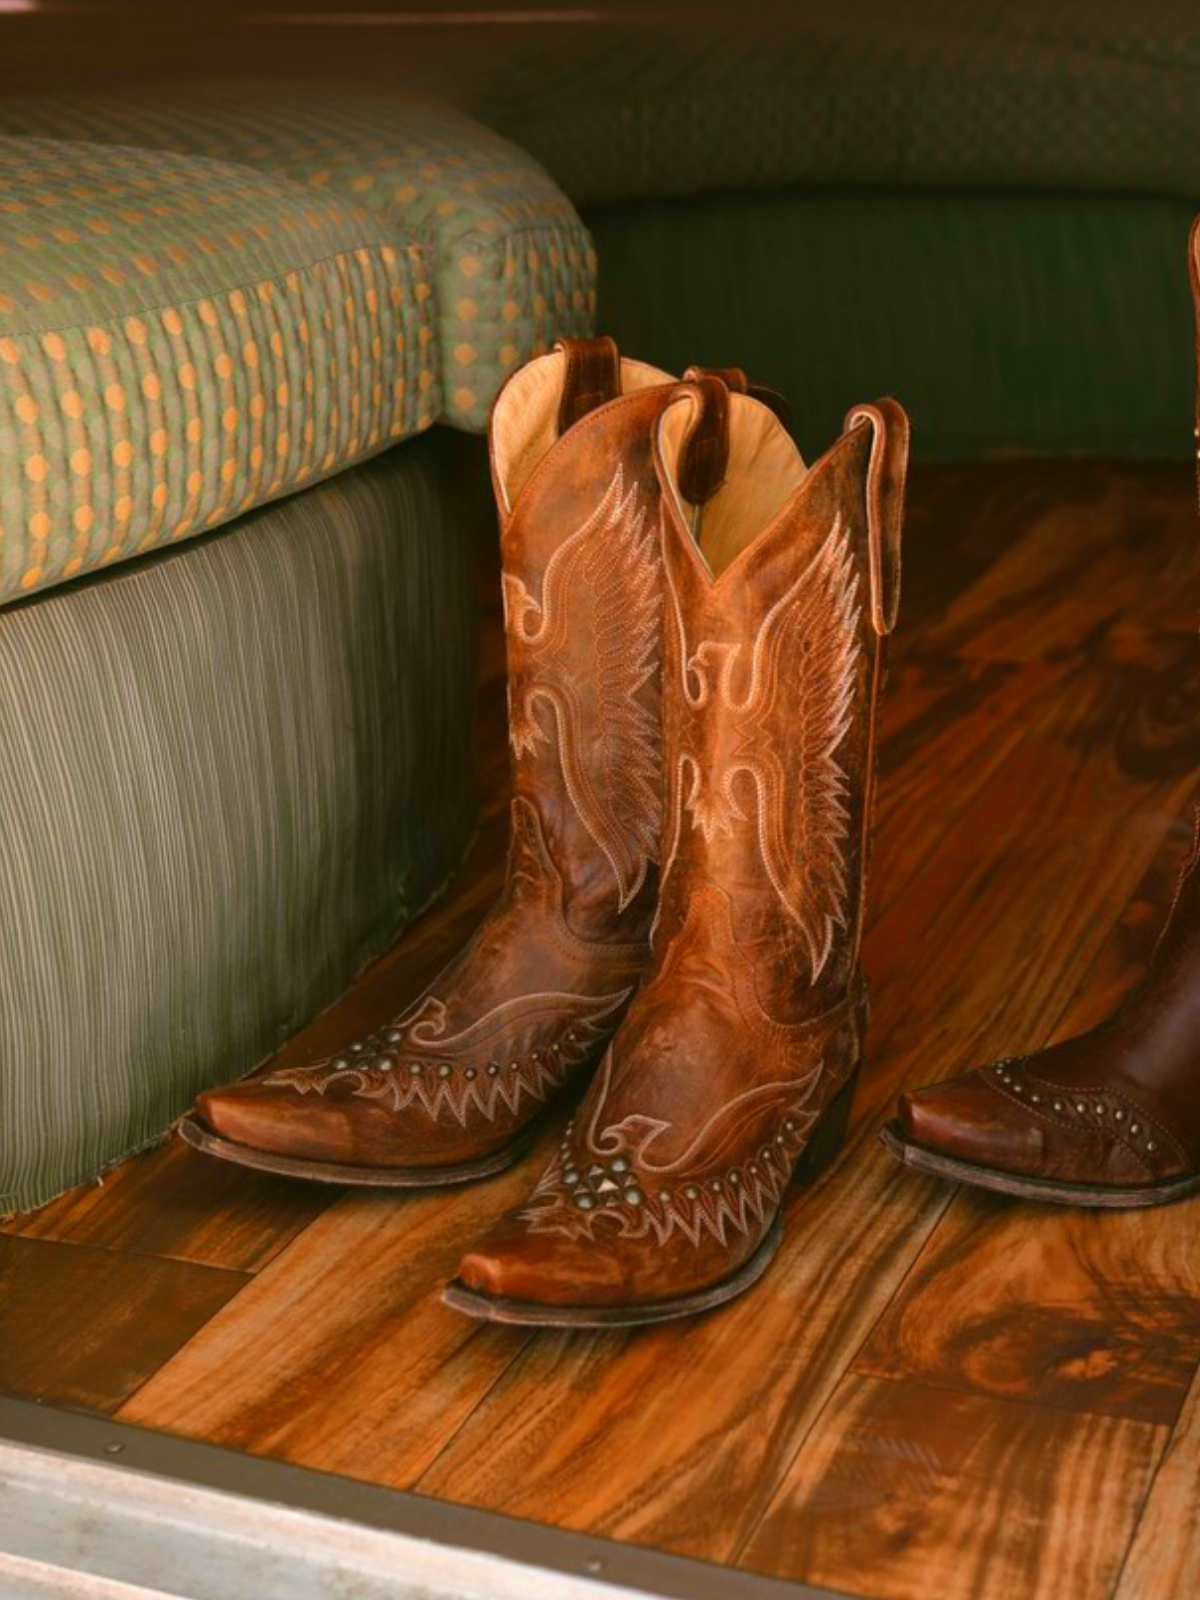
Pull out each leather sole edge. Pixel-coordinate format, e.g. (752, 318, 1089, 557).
(176, 1114, 535, 1189)
(878, 1119, 1200, 1209)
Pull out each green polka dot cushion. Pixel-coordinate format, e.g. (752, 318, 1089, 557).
(0, 84, 597, 430)
(0, 137, 438, 602)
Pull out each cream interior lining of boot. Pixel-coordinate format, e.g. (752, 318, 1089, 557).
(492, 351, 674, 514)
(659, 392, 807, 577)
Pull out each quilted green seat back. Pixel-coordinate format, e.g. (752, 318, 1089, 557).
(1, 84, 596, 429)
(0, 137, 438, 602)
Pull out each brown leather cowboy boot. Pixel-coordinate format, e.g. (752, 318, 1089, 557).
(444, 378, 909, 1321)
(180, 337, 682, 1186)
(880, 215, 1200, 1211)
(881, 809, 1200, 1207)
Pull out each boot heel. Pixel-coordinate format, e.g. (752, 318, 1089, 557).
(792, 1066, 860, 1184)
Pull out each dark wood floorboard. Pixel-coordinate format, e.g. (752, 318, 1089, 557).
(0, 1234, 246, 1414)
(4, 459, 1200, 1599)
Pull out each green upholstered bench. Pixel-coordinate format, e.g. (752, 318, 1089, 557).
(0, 135, 438, 603)
(0, 82, 596, 432)
(488, 12, 1200, 460)
(0, 102, 591, 1212)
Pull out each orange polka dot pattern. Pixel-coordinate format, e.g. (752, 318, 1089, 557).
(0, 84, 595, 430)
(0, 139, 439, 602)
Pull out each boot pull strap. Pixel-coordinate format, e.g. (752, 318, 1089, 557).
(677, 374, 731, 506)
(844, 398, 910, 637)
(556, 335, 620, 435)
(685, 364, 792, 432)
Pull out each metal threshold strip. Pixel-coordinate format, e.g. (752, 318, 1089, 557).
(0, 1395, 842, 1600)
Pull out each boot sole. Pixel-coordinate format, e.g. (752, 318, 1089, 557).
(441, 1066, 859, 1328)
(177, 1113, 536, 1188)
(879, 1119, 1200, 1208)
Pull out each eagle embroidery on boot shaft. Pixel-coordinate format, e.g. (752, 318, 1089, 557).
(671, 517, 861, 980)
(503, 465, 663, 910)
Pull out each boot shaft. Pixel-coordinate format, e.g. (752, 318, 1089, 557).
(652, 382, 908, 1016)
(489, 340, 676, 941)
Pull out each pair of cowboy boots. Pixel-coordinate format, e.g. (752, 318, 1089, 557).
(182, 335, 910, 1325)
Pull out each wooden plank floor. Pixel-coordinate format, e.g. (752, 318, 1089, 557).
(4, 458, 1200, 1599)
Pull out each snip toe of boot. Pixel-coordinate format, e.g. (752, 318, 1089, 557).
(897, 1072, 1047, 1176)
(193, 1081, 356, 1165)
(456, 1218, 633, 1311)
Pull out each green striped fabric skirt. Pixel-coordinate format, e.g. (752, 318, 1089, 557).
(0, 430, 482, 1214)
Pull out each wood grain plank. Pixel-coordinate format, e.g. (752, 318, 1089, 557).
(13, 1136, 338, 1274)
(1115, 1359, 1200, 1600)
(0, 1235, 246, 1414)
(908, 463, 1199, 668)
(853, 1192, 1200, 1427)
(738, 1373, 1166, 1600)
(115, 1148, 545, 1487)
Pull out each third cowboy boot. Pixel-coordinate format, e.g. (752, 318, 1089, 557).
(881, 809, 1200, 1207)
(180, 337, 681, 1185)
(445, 377, 909, 1322)
(880, 214, 1200, 1211)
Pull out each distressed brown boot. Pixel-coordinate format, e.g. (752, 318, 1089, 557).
(182, 337, 682, 1185)
(880, 215, 1200, 1211)
(882, 808, 1200, 1207)
(445, 378, 909, 1320)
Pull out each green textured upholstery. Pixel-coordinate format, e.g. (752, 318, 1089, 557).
(0, 137, 438, 603)
(0, 431, 481, 1215)
(491, 7, 1200, 207)
(589, 188, 1197, 460)
(0, 83, 596, 430)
